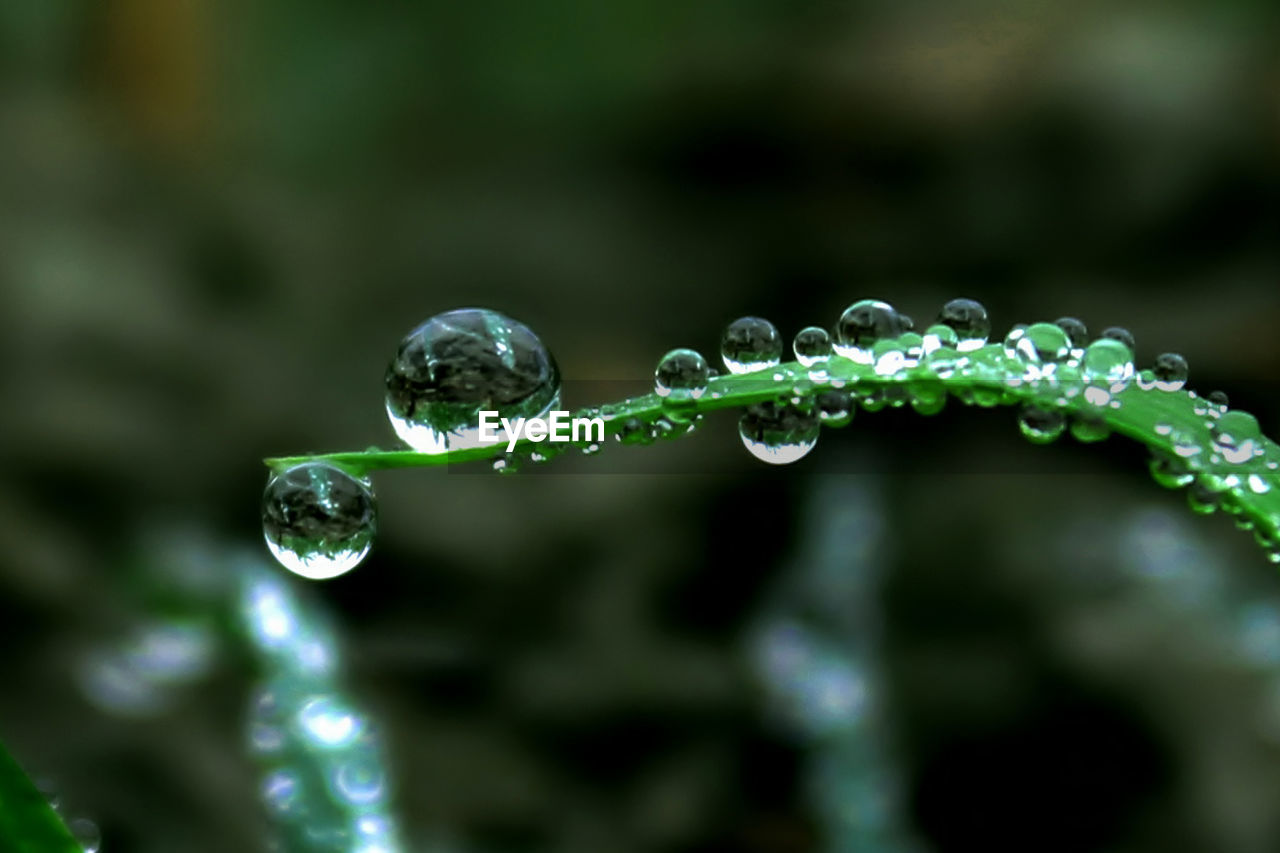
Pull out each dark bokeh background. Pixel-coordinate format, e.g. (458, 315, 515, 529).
(2, 1, 1280, 851)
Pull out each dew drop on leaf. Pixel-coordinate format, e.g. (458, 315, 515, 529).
(833, 299, 906, 365)
(654, 348, 709, 401)
(385, 308, 560, 454)
(936, 297, 990, 352)
(721, 316, 783, 374)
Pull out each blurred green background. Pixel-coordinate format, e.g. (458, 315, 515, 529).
(2, 1, 1280, 851)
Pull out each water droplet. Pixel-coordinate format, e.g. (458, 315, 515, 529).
(262, 463, 376, 581)
(738, 402, 820, 464)
(792, 326, 831, 369)
(1004, 322, 1070, 369)
(68, 817, 101, 853)
(249, 688, 287, 755)
(721, 317, 783, 374)
(654, 348, 709, 401)
(1080, 338, 1134, 386)
(1054, 317, 1089, 348)
(614, 416, 654, 446)
(1211, 411, 1262, 464)
(816, 389, 854, 427)
(922, 323, 959, 355)
(298, 695, 363, 749)
(872, 339, 907, 377)
(1208, 390, 1229, 408)
(833, 299, 906, 365)
(332, 755, 386, 806)
(1149, 453, 1193, 489)
(1152, 353, 1188, 392)
(899, 313, 915, 331)
(1100, 326, 1136, 351)
(1187, 481, 1220, 514)
(262, 770, 302, 817)
(936, 298, 990, 352)
(492, 454, 519, 474)
(1248, 473, 1271, 494)
(385, 308, 560, 454)
(1069, 412, 1111, 443)
(924, 342, 961, 378)
(1018, 405, 1066, 443)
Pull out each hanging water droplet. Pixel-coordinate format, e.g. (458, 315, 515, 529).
(614, 416, 654, 446)
(1187, 481, 1220, 514)
(1211, 411, 1262, 464)
(936, 298, 990, 352)
(833, 299, 906, 365)
(1054, 317, 1089, 348)
(1149, 453, 1193, 489)
(262, 463, 376, 581)
(1018, 405, 1066, 444)
(1080, 338, 1134, 387)
(1152, 353, 1188, 392)
(1069, 412, 1111, 443)
(385, 308, 560, 455)
(1100, 326, 1136, 352)
(1004, 322, 1071, 370)
(654, 348, 709, 401)
(721, 317, 783, 374)
(816, 389, 853, 427)
(792, 326, 831, 370)
(738, 402, 820, 464)
(68, 817, 101, 853)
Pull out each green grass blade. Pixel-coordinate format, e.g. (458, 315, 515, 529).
(0, 742, 82, 853)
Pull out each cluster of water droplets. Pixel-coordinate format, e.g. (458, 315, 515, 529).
(263, 300, 1279, 578)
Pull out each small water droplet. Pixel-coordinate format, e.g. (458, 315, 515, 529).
(654, 348, 709, 401)
(1248, 473, 1271, 494)
(1054, 317, 1089, 348)
(69, 817, 101, 853)
(262, 463, 376, 581)
(1018, 405, 1066, 444)
(922, 323, 959, 355)
(816, 389, 854, 427)
(1211, 411, 1262, 464)
(1208, 390, 1229, 407)
(1100, 326, 1136, 352)
(298, 695, 363, 749)
(1069, 412, 1111, 443)
(738, 402, 820, 464)
(1005, 322, 1070, 370)
(614, 416, 654, 446)
(792, 326, 831, 370)
(332, 755, 386, 806)
(1152, 353, 1188, 392)
(721, 317, 783, 374)
(1187, 481, 1220, 514)
(1149, 453, 1193, 489)
(1080, 338, 1134, 387)
(872, 339, 907, 377)
(936, 298, 990, 352)
(833, 299, 906, 365)
(385, 308, 560, 454)
(262, 770, 302, 817)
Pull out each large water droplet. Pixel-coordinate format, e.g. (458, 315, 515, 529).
(1152, 353, 1188, 392)
(262, 463, 376, 581)
(1018, 405, 1066, 444)
(385, 308, 560, 454)
(936, 298, 990, 352)
(654, 348, 709, 401)
(738, 402, 820, 464)
(721, 317, 783, 374)
(833, 299, 906, 365)
(792, 326, 831, 369)
(1211, 411, 1262, 464)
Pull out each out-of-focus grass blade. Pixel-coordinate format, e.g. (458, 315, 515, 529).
(0, 742, 81, 853)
